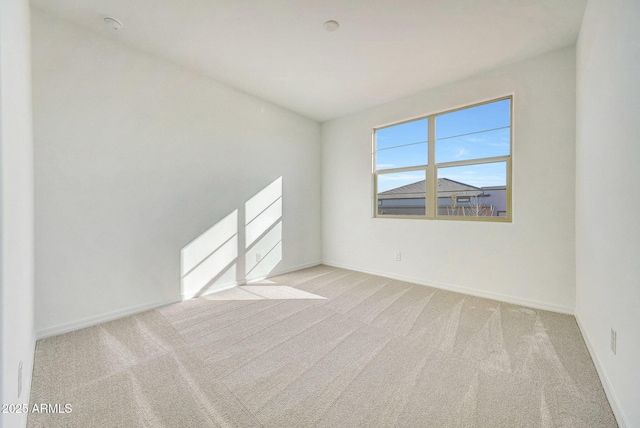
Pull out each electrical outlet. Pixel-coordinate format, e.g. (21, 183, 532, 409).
(18, 361, 23, 397)
(394, 252, 401, 261)
(610, 329, 617, 355)
(256, 253, 262, 262)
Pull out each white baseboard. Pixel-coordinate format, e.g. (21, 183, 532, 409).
(21, 333, 37, 425)
(575, 313, 628, 428)
(36, 261, 322, 340)
(36, 296, 180, 339)
(322, 261, 574, 315)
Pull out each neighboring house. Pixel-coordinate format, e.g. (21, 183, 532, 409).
(378, 178, 507, 217)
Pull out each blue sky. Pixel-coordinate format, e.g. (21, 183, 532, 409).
(376, 99, 510, 192)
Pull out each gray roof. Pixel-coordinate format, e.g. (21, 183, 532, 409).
(379, 178, 484, 200)
(378, 180, 426, 199)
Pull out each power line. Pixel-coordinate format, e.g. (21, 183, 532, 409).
(437, 126, 510, 141)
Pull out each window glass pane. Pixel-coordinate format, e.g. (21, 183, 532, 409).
(376, 118, 428, 150)
(376, 142, 427, 170)
(436, 99, 510, 163)
(436, 127, 510, 163)
(377, 171, 426, 216)
(436, 99, 510, 139)
(437, 162, 507, 217)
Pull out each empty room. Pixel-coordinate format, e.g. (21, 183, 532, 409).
(1, 0, 639, 427)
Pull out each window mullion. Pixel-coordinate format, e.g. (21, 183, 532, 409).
(376, 165, 428, 175)
(426, 115, 436, 219)
(435, 155, 511, 169)
(372, 132, 377, 217)
(506, 158, 512, 222)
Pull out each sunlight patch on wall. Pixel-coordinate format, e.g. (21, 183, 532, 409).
(245, 177, 282, 248)
(180, 210, 238, 299)
(246, 221, 282, 278)
(245, 177, 282, 280)
(179, 177, 285, 301)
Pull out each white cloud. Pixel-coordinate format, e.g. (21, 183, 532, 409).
(455, 148, 470, 158)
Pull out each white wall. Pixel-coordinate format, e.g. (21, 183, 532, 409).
(322, 47, 576, 313)
(32, 11, 321, 336)
(575, 0, 640, 426)
(0, 0, 35, 427)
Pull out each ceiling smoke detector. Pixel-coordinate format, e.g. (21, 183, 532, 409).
(103, 17, 123, 30)
(323, 20, 339, 32)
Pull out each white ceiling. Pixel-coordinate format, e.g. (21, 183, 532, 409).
(30, 0, 587, 122)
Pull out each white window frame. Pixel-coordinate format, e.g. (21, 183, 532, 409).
(373, 96, 513, 222)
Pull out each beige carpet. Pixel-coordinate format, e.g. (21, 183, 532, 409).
(28, 265, 617, 427)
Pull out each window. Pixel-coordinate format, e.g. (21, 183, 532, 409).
(374, 97, 512, 221)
